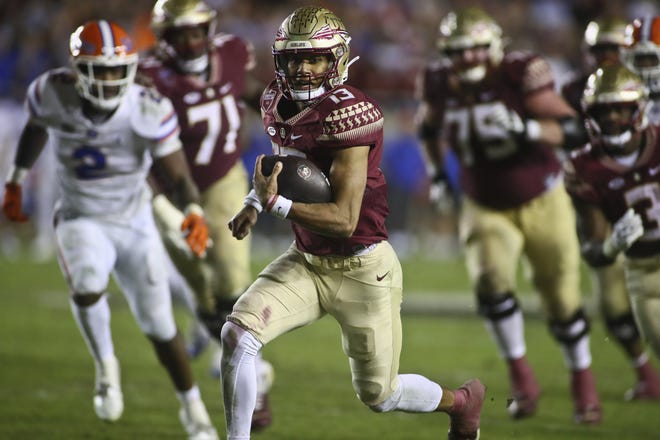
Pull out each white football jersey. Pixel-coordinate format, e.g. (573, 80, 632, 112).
(26, 67, 181, 221)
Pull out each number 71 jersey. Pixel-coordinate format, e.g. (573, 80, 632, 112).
(138, 34, 254, 193)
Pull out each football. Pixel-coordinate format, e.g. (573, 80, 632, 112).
(260, 155, 332, 204)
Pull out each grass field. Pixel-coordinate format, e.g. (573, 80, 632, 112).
(1, 254, 660, 439)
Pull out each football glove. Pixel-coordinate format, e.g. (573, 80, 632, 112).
(603, 208, 644, 258)
(2, 183, 29, 222)
(484, 105, 541, 141)
(429, 172, 455, 215)
(181, 204, 209, 258)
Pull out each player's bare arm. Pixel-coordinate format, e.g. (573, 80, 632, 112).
(13, 121, 49, 168)
(524, 88, 578, 146)
(152, 149, 201, 208)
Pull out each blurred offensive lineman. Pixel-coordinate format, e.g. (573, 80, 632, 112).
(561, 17, 660, 401)
(564, 65, 660, 369)
(222, 7, 485, 440)
(416, 7, 602, 424)
(138, 0, 274, 429)
(1, 20, 218, 440)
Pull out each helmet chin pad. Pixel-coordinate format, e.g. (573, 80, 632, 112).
(458, 65, 486, 83)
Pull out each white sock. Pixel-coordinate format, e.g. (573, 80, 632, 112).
(70, 295, 114, 362)
(560, 334, 592, 371)
(371, 374, 442, 413)
(484, 309, 526, 359)
(221, 322, 262, 440)
(176, 384, 201, 404)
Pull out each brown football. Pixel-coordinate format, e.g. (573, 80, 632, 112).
(260, 155, 332, 204)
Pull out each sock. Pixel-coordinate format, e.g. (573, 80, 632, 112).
(371, 374, 442, 413)
(70, 295, 114, 362)
(177, 384, 201, 404)
(484, 309, 526, 360)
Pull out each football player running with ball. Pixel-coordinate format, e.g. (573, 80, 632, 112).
(561, 17, 660, 401)
(1, 20, 218, 440)
(138, 0, 274, 429)
(416, 7, 602, 424)
(222, 6, 485, 440)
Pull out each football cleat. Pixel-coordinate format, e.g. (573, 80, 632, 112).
(571, 368, 602, 424)
(624, 359, 660, 401)
(506, 357, 541, 419)
(93, 356, 124, 422)
(447, 379, 485, 440)
(252, 358, 275, 431)
(179, 398, 219, 440)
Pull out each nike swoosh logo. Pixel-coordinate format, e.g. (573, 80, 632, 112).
(376, 272, 389, 282)
(291, 134, 303, 140)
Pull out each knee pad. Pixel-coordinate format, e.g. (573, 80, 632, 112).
(549, 309, 590, 345)
(477, 291, 519, 321)
(605, 313, 641, 346)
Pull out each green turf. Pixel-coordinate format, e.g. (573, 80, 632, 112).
(1, 255, 659, 439)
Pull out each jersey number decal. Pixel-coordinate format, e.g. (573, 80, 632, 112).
(187, 95, 240, 165)
(328, 88, 355, 103)
(625, 183, 660, 240)
(444, 102, 519, 166)
(73, 145, 107, 180)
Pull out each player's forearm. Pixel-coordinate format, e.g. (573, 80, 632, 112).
(13, 121, 48, 170)
(288, 201, 358, 238)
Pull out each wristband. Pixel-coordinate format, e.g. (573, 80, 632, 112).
(265, 194, 292, 219)
(184, 203, 204, 217)
(243, 189, 263, 213)
(7, 165, 29, 185)
(525, 119, 542, 141)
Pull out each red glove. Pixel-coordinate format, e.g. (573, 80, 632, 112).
(3, 183, 29, 222)
(181, 204, 209, 258)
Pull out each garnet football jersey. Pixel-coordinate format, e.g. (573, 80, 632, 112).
(260, 81, 389, 256)
(564, 126, 660, 258)
(420, 52, 563, 210)
(139, 33, 255, 192)
(26, 67, 181, 221)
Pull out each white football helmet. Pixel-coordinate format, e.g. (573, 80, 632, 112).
(582, 64, 649, 150)
(151, 0, 217, 74)
(69, 20, 138, 111)
(621, 16, 660, 95)
(437, 7, 503, 83)
(272, 6, 354, 101)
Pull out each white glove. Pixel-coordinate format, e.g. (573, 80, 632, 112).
(429, 173, 455, 215)
(484, 105, 541, 140)
(152, 194, 194, 258)
(603, 208, 644, 258)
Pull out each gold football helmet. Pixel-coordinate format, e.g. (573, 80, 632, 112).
(272, 6, 353, 101)
(437, 7, 503, 83)
(582, 65, 649, 150)
(582, 17, 628, 69)
(151, 0, 217, 73)
(621, 16, 660, 95)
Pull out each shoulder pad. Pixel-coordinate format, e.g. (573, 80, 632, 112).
(129, 85, 179, 140)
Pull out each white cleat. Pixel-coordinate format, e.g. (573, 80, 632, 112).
(179, 398, 219, 440)
(93, 356, 124, 422)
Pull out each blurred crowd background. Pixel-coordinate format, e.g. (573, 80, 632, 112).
(0, 0, 658, 262)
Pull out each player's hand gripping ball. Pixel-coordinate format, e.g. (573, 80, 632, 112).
(261, 155, 332, 204)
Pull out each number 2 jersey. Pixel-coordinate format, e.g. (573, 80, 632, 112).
(260, 81, 389, 256)
(419, 52, 562, 210)
(25, 68, 181, 221)
(564, 125, 660, 258)
(138, 33, 255, 193)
